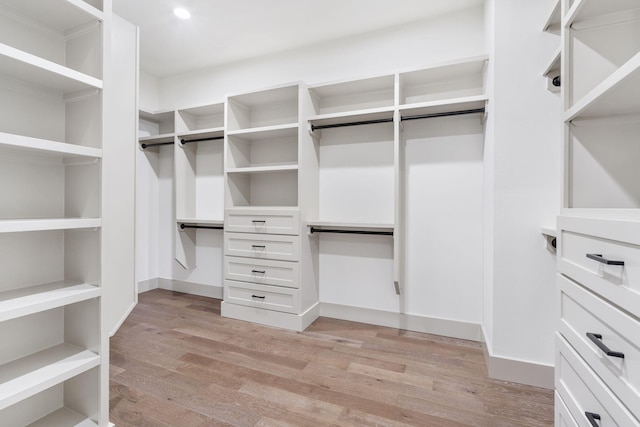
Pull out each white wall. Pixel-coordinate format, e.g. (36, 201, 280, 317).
(483, 0, 561, 386)
(157, 7, 486, 109)
(139, 70, 160, 112)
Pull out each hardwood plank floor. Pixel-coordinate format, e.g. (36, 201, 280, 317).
(110, 290, 554, 426)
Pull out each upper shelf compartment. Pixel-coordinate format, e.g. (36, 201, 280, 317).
(227, 84, 299, 132)
(398, 56, 487, 107)
(0, 0, 103, 82)
(566, 51, 640, 121)
(565, 0, 640, 28)
(543, 0, 561, 33)
(176, 102, 225, 138)
(309, 74, 395, 116)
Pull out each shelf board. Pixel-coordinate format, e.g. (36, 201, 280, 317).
(542, 47, 561, 78)
(307, 220, 394, 233)
(308, 107, 395, 128)
(541, 226, 557, 238)
(399, 95, 488, 118)
(0, 218, 101, 233)
(177, 127, 224, 142)
(565, 51, 640, 121)
(138, 133, 175, 144)
(565, 0, 640, 28)
(562, 208, 640, 222)
(226, 165, 299, 174)
(0, 43, 102, 93)
(227, 123, 298, 137)
(177, 218, 224, 226)
(0, 132, 101, 159)
(27, 407, 98, 427)
(0, 343, 100, 411)
(0, 0, 103, 32)
(0, 281, 100, 322)
(542, 0, 561, 33)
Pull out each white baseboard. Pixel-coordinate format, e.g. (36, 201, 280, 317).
(137, 277, 159, 293)
(319, 302, 483, 342)
(156, 278, 223, 299)
(481, 327, 554, 389)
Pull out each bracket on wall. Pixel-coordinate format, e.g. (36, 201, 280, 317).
(541, 226, 557, 254)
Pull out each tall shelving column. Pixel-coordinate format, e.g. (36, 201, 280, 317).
(222, 83, 319, 331)
(555, 0, 640, 425)
(0, 0, 110, 425)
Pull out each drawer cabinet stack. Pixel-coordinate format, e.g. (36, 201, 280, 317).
(556, 217, 640, 426)
(223, 208, 301, 316)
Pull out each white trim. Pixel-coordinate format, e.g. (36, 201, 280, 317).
(137, 278, 159, 293)
(108, 301, 136, 337)
(481, 327, 554, 389)
(319, 302, 482, 342)
(221, 301, 319, 332)
(157, 278, 223, 299)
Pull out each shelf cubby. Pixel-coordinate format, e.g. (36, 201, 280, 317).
(227, 169, 299, 207)
(227, 85, 299, 131)
(399, 56, 487, 106)
(566, 119, 640, 209)
(0, 132, 101, 160)
(566, 0, 640, 28)
(0, 148, 100, 221)
(567, 13, 640, 107)
(308, 74, 394, 116)
(542, 0, 561, 33)
(0, 1, 103, 81)
(227, 125, 298, 169)
(176, 103, 224, 135)
(138, 110, 175, 144)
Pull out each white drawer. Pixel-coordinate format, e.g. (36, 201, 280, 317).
(225, 208, 299, 235)
(556, 392, 579, 427)
(224, 232, 300, 262)
(558, 274, 640, 416)
(224, 281, 299, 314)
(556, 334, 640, 427)
(224, 257, 299, 288)
(558, 216, 640, 316)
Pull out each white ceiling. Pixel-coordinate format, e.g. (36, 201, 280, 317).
(112, 0, 483, 78)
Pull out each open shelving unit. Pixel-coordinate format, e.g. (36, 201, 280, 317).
(0, 0, 109, 425)
(556, 1, 640, 425)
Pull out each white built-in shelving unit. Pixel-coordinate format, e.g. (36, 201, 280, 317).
(0, 0, 110, 425)
(542, 0, 562, 92)
(555, 0, 640, 425)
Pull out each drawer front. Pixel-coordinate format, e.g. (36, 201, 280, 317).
(225, 209, 299, 235)
(225, 281, 299, 314)
(555, 392, 579, 427)
(224, 257, 299, 288)
(224, 232, 300, 262)
(558, 217, 640, 316)
(558, 274, 640, 415)
(556, 334, 640, 427)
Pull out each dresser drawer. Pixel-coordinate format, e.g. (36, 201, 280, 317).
(556, 334, 640, 427)
(558, 216, 640, 316)
(555, 392, 578, 427)
(224, 281, 299, 314)
(225, 208, 299, 235)
(224, 257, 299, 288)
(224, 232, 300, 262)
(559, 274, 640, 416)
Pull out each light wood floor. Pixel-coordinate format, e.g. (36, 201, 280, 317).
(109, 289, 554, 426)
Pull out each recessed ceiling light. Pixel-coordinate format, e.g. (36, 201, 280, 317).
(174, 7, 191, 19)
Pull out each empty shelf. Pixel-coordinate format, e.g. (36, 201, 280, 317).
(0, 132, 102, 159)
(0, 218, 101, 233)
(27, 407, 98, 427)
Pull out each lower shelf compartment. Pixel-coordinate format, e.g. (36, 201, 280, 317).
(0, 343, 100, 411)
(27, 407, 98, 427)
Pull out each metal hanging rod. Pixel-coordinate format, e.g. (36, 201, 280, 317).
(180, 136, 224, 145)
(401, 107, 485, 122)
(310, 227, 393, 236)
(311, 117, 393, 131)
(141, 141, 174, 149)
(180, 223, 224, 230)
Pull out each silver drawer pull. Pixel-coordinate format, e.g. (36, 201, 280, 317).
(251, 269, 266, 274)
(586, 333, 624, 359)
(252, 245, 266, 249)
(251, 294, 265, 300)
(585, 412, 601, 427)
(586, 253, 624, 266)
